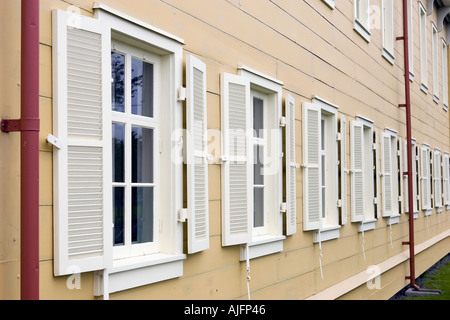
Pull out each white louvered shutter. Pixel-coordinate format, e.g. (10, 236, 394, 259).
(443, 153, 450, 206)
(285, 94, 297, 235)
(398, 138, 404, 214)
(340, 116, 348, 225)
(404, 140, 409, 213)
(220, 73, 252, 246)
(412, 143, 419, 213)
(350, 121, 364, 222)
(421, 146, 431, 210)
(52, 10, 112, 276)
(381, 133, 393, 217)
(302, 103, 321, 231)
(186, 55, 210, 253)
(374, 130, 381, 218)
(434, 150, 442, 209)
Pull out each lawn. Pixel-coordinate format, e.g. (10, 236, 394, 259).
(404, 257, 450, 300)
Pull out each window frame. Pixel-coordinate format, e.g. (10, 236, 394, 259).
(432, 22, 440, 103)
(419, 2, 428, 93)
(408, 0, 415, 81)
(354, 0, 371, 42)
(382, 0, 395, 64)
(235, 65, 285, 260)
(442, 39, 448, 110)
(111, 41, 161, 260)
(92, 3, 186, 296)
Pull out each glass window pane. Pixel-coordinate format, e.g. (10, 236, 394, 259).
(132, 187, 154, 244)
(254, 187, 264, 228)
(132, 126, 154, 183)
(132, 57, 154, 117)
(254, 145, 264, 185)
(111, 51, 125, 113)
(113, 187, 125, 246)
(253, 97, 264, 138)
(112, 123, 125, 183)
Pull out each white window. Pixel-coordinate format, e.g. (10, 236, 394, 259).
(404, 139, 420, 218)
(443, 152, 450, 208)
(221, 66, 286, 260)
(381, 129, 400, 222)
(420, 143, 432, 215)
(419, 2, 428, 92)
(303, 97, 344, 242)
(382, 0, 395, 64)
(354, 0, 371, 42)
(433, 149, 443, 212)
(432, 23, 439, 102)
(442, 40, 448, 110)
(350, 116, 379, 230)
(111, 41, 161, 259)
(52, 5, 197, 296)
(408, 0, 414, 80)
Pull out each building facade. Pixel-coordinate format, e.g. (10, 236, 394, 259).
(1, 0, 450, 300)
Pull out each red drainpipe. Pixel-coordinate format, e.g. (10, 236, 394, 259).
(1, 0, 40, 300)
(398, 0, 420, 291)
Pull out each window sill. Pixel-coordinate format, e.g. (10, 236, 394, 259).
(420, 83, 429, 94)
(443, 104, 448, 112)
(94, 253, 186, 296)
(353, 19, 371, 43)
(409, 71, 415, 82)
(321, 0, 335, 9)
(382, 48, 395, 65)
(313, 225, 341, 243)
(433, 94, 440, 104)
(239, 235, 286, 261)
(387, 214, 400, 225)
(424, 209, 432, 216)
(357, 219, 376, 232)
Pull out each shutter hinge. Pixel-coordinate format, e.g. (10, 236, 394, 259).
(337, 199, 342, 208)
(220, 155, 229, 163)
(336, 132, 342, 141)
(178, 208, 188, 223)
(178, 86, 187, 101)
(47, 134, 63, 149)
(280, 202, 287, 213)
(279, 116, 286, 127)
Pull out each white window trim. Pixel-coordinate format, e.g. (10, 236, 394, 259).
(321, 0, 335, 9)
(237, 65, 285, 260)
(311, 96, 341, 243)
(93, 4, 186, 294)
(408, 0, 415, 81)
(421, 143, 432, 216)
(382, 0, 395, 65)
(354, 0, 371, 43)
(351, 115, 378, 229)
(419, 2, 428, 93)
(442, 39, 448, 110)
(381, 128, 400, 223)
(432, 23, 440, 103)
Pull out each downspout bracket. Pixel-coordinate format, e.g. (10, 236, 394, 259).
(1, 118, 40, 133)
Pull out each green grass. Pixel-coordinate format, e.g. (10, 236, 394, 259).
(404, 260, 450, 300)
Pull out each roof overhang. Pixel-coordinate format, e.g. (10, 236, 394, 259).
(427, 0, 450, 44)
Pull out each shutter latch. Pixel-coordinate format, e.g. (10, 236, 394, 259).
(47, 134, 63, 149)
(280, 202, 287, 213)
(279, 116, 286, 128)
(178, 208, 188, 223)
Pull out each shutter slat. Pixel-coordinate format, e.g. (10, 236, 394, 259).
(53, 10, 112, 276)
(340, 116, 348, 225)
(351, 121, 364, 222)
(221, 73, 252, 246)
(285, 94, 297, 235)
(302, 103, 321, 230)
(382, 133, 393, 217)
(186, 55, 210, 253)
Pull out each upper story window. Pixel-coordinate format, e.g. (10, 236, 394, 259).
(419, 2, 428, 92)
(354, 0, 371, 42)
(382, 0, 395, 64)
(432, 23, 440, 103)
(408, 0, 415, 80)
(442, 40, 449, 110)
